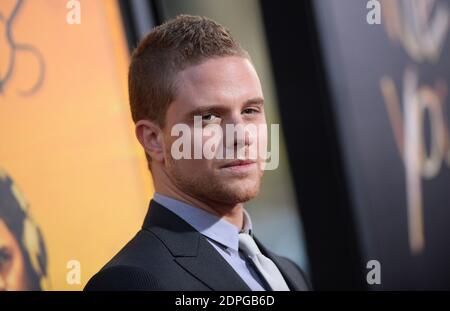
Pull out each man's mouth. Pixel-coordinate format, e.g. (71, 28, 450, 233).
(220, 159, 257, 170)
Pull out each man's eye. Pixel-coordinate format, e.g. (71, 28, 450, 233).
(202, 114, 220, 122)
(242, 108, 259, 115)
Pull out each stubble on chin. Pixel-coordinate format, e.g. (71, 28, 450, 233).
(165, 157, 264, 207)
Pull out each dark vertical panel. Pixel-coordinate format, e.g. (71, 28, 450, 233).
(260, 0, 365, 290)
(118, 0, 161, 53)
(118, 0, 140, 52)
(313, 0, 450, 290)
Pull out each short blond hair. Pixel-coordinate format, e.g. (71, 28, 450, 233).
(128, 15, 249, 128)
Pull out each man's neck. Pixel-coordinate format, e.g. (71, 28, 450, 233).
(154, 188, 244, 230)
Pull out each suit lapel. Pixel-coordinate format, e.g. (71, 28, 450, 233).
(142, 200, 251, 291)
(174, 237, 251, 291)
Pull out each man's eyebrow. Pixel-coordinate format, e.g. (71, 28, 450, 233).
(244, 97, 264, 105)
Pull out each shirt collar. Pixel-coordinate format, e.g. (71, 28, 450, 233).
(153, 192, 253, 251)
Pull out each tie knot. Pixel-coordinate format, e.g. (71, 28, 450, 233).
(238, 232, 261, 258)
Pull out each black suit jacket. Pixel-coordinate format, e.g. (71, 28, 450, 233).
(84, 200, 310, 291)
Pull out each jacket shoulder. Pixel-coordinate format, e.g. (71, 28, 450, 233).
(84, 229, 172, 291)
(84, 265, 166, 291)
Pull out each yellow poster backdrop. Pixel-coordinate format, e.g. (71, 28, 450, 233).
(0, 0, 153, 290)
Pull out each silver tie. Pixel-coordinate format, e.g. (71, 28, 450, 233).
(238, 233, 290, 291)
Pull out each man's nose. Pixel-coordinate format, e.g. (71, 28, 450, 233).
(223, 114, 255, 148)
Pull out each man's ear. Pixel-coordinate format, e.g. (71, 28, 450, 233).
(135, 120, 165, 163)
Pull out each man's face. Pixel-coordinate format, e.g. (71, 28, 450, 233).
(161, 56, 267, 208)
(0, 220, 32, 291)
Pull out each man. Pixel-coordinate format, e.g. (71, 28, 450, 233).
(85, 15, 310, 291)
